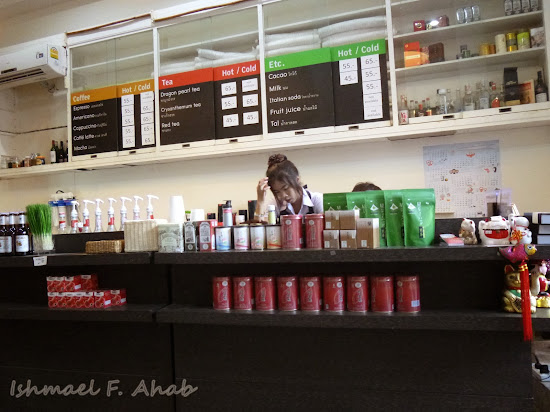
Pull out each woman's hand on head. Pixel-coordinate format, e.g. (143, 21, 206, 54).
(257, 177, 270, 202)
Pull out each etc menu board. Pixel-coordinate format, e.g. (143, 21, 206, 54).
(265, 49, 335, 133)
(71, 86, 119, 156)
(213, 60, 262, 139)
(159, 69, 215, 145)
(331, 39, 390, 125)
(117, 79, 155, 151)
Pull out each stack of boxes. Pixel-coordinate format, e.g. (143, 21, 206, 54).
(323, 210, 380, 249)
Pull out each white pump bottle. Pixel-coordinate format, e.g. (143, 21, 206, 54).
(94, 199, 104, 233)
(146, 195, 159, 220)
(82, 200, 94, 233)
(107, 198, 117, 232)
(120, 197, 131, 231)
(70, 201, 80, 234)
(133, 196, 143, 220)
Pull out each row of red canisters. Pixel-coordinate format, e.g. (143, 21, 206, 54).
(212, 275, 420, 313)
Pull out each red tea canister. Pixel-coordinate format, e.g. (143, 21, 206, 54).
(233, 276, 253, 311)
(281, 215, 303, 249)
(324, 276, 345, 312)
(213, 276, 232, 310)
(396, 275, 421, 313)
(277, 276, 299, 311)
(300, 276, 322, 311)
(347, 276, 368, 312)
(371, 275, 394, 313)
(305, 214, 324, 249)
(255, 277, 276, 311)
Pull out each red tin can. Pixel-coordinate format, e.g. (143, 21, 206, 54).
(255, 277, 276, 311)
(305, 214, 324, 249)
(300, 276, 322, 311)
(281, 215, 303, 249)
(347, 276, 368, 312)
(233, 276, 253, 311)
(323, 276, 345, 312)
(277, 276, 299, 311)
(213, 276, 232, 310)
(396, 275, 421, 313)
(371, 275, 394, 313)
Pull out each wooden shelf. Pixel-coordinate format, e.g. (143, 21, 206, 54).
(0, 303, 165, 322)
(157, 304, 550, 331)
(0, 252, 152, 267)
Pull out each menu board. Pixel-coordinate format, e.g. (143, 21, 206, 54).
(158, 69, 215, 145)
(213, 60, 262, 139)
(265, 48, 335, 133)
(117, 79, 156, 151)
(331, 39, 390, 126)
(71, 86, 119, 157)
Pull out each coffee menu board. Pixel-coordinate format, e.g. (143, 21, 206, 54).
(158, 69, 216, 145)
(331, 39, 390, 126)
(117, 79, 156, 151)
(213, 60, 262, 139)
(71, 86, 119, 157)
(265, 49, 335, 133)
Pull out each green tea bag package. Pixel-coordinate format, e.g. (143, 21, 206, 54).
(347, 191, 386, 246)
(384, 190, 404, 246)
(402, 189, 436, 246)
(323, 192, 348, 211)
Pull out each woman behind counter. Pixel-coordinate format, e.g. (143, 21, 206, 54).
(255, 154, 323, 220)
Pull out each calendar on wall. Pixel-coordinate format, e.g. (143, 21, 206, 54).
(423, 140, 501, 217)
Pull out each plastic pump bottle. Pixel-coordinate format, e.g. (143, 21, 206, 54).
(94, 199, 104, 233)
(82, 200, 94, 233)
(222, 200, 233, 227)
(120, 197, 131, 231)
(146, 195, 159, 220)
(133, 196, 143, 220)
(70, 201, 80, 234)
(107, 198, 117, 232)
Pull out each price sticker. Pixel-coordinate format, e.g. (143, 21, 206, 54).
(33, 256, 47, 266)
(142, 132, 155, 146)
(223, 114, 239, 128)
(362, 80, 382, 95)
(363, 92, 383, 107)
(339, 71, 358, 86)
(141, 123, 154, 135)
(122, 105, 135, 116)
(243, 111, 259, 125)
(360, 54, 380, 69)
(339, 58, 357, 73)
(242, 78, 258, 93)
(141, 102, 154, 114)
(121, 94, 134, 106)
(242, 93, 258, 108)
(122, 114, 134, 127)
(122, 128, 136, 148)
(221, 81, 237, 96)
(363, 105, 383, 121)
(361, 67, 381, 82)
(141, 113, 154, 124)
(221, 96, 238, 110)
(140, 91, 154, 102)
(123, 125, 135, 138)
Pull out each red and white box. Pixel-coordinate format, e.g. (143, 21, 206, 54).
(110, 289, 127, 306)
(63, 292, 79, 308)
(255, 277, 276, 311)
(233, 276, 254, 311)
(46, 276, 64, 292)
(347, 276, 368, 312)
(63, 276, 82, 292)
(277, 276, 299, 311)
(300, 276, 322, 312)
(213, 276, 232, 310)
(94, 290, 113, 308)
(79, 291, 95, 309)
(199, 220, 218, 252)
(47, 292, 61, 308)
(80, 274, 98, 291)
(324, 276, 345, 312)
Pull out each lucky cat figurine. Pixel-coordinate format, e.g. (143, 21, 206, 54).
(508, 215, 532, 245)
(479, 216, 510, 246)
(503, 264, 536, 313)
(459, 218, 478, 245)
(530, 260, 550, 308)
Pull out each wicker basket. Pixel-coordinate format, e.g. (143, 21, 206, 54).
(85, 240, 125, 254)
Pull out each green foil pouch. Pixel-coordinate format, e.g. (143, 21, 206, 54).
(323, 192, 348, 211)
(402, 188, 436, 246)
(347, 191, 386, 247)
(384, 190, 404, 246)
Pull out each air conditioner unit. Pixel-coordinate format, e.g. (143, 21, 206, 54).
(0, 44, 66, 90)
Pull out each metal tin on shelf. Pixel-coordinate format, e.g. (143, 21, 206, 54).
(347, 276, 368, 312)
(212, 276, 232, 310)
(233, 276, 253, 311)
(396, 275, 421, 313)
(506, 32, 518, 52)
(324, 276, 345, 312)
(300, 276, 322, 312)
(255, 276, 276, 311)
(278, 276, 299, 311)
(371, 275, 394, 313)
(215, 227, 232, 251)
(233, 225, 250, 250)
(266, 225, 282, 249)
(305, 214, 324, 249)
(250, 224, 266, 250)
(281, 215, 303, 250)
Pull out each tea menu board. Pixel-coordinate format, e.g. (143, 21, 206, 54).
(213, 60, 262, 139)
(158, 68, 216, 145)
(265, 48, 335, 133)
(331, 39, 390, 126)
(117, 79, 156, 151)
(71, 86, 119, 157)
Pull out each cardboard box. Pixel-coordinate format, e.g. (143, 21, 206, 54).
(94, 290, 112, 308)
(357, 218, 380, 249)
(184, 222, 197, 251)
(404, 42, 422, 67)
(63, 276, 82, 292)
(110, 289, 127, 306)
(323, 230, 340, 249)
(520, 80, 535, 104)
(340, 230, 357, 249)
(80, 274, 98, 291)
(339, 209, 359, 230)
(324, 211, 340, 230)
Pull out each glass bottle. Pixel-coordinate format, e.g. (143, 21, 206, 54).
(499, 85, 506, 107)
(473, 82, 482, 110)
(425, 97, 432, 115)
(463, 85, 475, 111)
(58, 141, 65, 163)
(50, 140, 57, 164)
(446, 89, 454, 113)
(398, 95, 409, 125)
(418, 101, 424, 116)
(15, 212, 30, 256)
(454, 88, 463, 112)
(414, 100, 420, 117)
(0, 213, 7, 256)
(408, 99, 416, 118)
(490, 83, 501, 108)
(64, 141, 69, 162)
(535, 71, 548, 103)
(437, 89, 448, 115)
(7, 212, 16, 256)
(479, 81, 490, 109)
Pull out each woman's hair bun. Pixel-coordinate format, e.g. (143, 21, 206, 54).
(267, 153, 287, 168)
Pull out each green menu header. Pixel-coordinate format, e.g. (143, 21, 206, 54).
(331, 39, 386, 61)
(265, 48, 332, 72)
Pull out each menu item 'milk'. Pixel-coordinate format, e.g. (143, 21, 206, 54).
(117, 79, 156, 151)
(331, 39, 390, 126)
(71, 86, 119, 157)
(159, 68, 215, 145)
(265, 48, 335, 133)
(214, 60, 262, 139)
